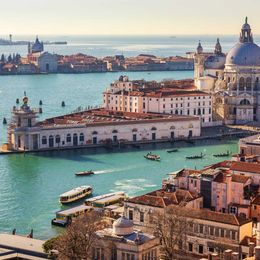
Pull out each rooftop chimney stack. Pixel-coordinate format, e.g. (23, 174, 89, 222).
(224, 249, 232, 260)
(255, 246, 260, 260)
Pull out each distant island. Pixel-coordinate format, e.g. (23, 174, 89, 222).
(0, 35, 67, 46)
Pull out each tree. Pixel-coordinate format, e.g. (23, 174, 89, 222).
(153, 206, 193, 260)
(54, 211, 109, 260)
(0, 54, 5, 63)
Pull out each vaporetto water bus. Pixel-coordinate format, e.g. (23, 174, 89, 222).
(59, 185, 93, 204)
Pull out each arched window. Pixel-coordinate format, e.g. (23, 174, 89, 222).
(188, 123, 193, 128)
(151, 127, 157, 131)
(132, 128, 138, 132)
(175, 110, 178, 115)
(79, 133, 84, 142)
(240, 99, 250, 105)
(216, 98, 222, 104)
(66, 134, 71, 142)
(112, 129, 118, 134)
(239, 77, 245, 90)
(246, 77, 251, 90)
(55, 135, 60, 144)
(198, 108, 201, 115)
(92, 131, 98, 135)
(170, 126, 175, 130)
(42, 136, 47, 145)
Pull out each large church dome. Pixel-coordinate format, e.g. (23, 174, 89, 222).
(226, 42, 260, 66)
(226, 18, 260, 66)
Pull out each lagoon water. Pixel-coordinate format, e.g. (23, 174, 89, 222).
(0, 36, 240, 239)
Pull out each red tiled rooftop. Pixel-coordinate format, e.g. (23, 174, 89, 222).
(38, 108, 199, 127)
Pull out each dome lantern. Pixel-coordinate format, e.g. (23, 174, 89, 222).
(197, 41, 203, 54)
(214, 38, 222, 55)
(240, 17, 253, 43)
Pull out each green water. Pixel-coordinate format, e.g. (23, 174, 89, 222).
(0, 70, 239, 239)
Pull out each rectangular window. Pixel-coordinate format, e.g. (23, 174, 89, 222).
(129, 210, 133, 220)
(199, 224, 203, 234)
(140, 212, 144, 222)
(199, 245, 203, 254)
(188, 243, 193, 252)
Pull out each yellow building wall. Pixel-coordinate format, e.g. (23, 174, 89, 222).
(239, 221, 252, 242)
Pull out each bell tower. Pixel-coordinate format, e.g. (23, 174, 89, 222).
(8, 93, 39, 151)
(194, 41, 205, 87)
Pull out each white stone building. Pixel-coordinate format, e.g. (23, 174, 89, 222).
(38, 52, 58, 73)
(7, 95, 201, 151)
(93, 216, 160, 260)
(195, 18, 260, 124)
(103, 76, 212, 127)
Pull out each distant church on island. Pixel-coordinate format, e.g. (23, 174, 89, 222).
(3, 18, 260, 152)
(195, 17, 260, 124)
(27, 36, 58, 73)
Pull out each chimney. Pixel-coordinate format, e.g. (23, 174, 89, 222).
(210, 253, 220, 260)
(255, 246, 260, 260)
(231, 252, 239, 260)
(224, 249, 232, 260)
(249, 242, 255, 257)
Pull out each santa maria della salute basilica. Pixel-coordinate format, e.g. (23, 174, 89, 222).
(194, 17, 260, 124)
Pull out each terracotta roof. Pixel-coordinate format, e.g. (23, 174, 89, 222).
(252, 195, 260, 205)
(230, 162, 260, 174)
(38, 108, 199, 128)
(231, 174, 250, 184)
(127, 189, 200, 208)
(168, 206, 251, 226)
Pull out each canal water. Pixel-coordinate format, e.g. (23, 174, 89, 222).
(0, 70, 239, 239)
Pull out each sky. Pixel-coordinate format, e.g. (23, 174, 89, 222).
(0, 0, 260, 35)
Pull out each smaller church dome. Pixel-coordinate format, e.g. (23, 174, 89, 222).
(113, 216, 134, 236)
(205, 55, 226, 70)
(196, 41, 203, 54)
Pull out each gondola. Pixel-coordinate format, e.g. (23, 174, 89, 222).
(213, 151, 231, 157)
(167, 148, 178, 153)
(144, 152, 160, 161)
(186, 152, 205, 160)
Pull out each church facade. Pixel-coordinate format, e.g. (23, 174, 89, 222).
(194, 18, 260, 125)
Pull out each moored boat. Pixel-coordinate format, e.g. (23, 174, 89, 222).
(144, 152, 160, 161)
(75, 170, 94, 176)
(52, 205, 93, 227)
(186, 152, 205, 160)
(59, 186, 93, 204)
(85, 191, 126, 208)
(213, 151, 231, 157)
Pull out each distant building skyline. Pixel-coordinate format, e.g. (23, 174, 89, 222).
(1, 0, 260, 35)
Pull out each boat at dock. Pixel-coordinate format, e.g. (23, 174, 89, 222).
(85, 191, 126, 208)
(186, 152, 205, 160)
(59, 186, 93, 204)
(213, 151, 231, 157)
(144, 152, 160, 161)
(75, 170, 94, 176)
(52, 204, 93, 227)
(167, 148, 178, 153)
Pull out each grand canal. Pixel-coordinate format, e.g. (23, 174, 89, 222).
(0, 70, 239, 239)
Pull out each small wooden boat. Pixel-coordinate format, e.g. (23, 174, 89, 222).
(167, 148, 178, 153)
(213, 151, 231, 157)
(75, 170, 94, 176)
(186, 152, 205, 160)
(144, 152, 160, 161)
